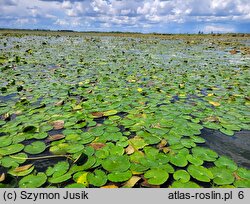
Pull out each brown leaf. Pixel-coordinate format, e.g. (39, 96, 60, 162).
(89, 143, 106, 150)
(0, 173, 5, 182)
(91, 112, 103, 118)
(229, 49, 237, 54)
(101, 184, 118, 188)
(52, 120, 64, 130)
(46, 134, 65, 142)
(14, 164, 33, 172)
(123, 176, 141, 188)
(55, 100, 64, 106)
(125, 145, 135, 155)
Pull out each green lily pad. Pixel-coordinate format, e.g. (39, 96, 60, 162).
(65, 183, 86, 188)
(108, 170, 132, 182)
(192, 147, 218, 162)
(24, 141, 46, 154)
(187, 165, 213, 182)
(109, 146, 124, 156)
(19, 172, 47, 188)
(102, 155, 130, 172)
(49, 143, 69, 155)
(220, 128, 234, 136)
(0, 136, 12, 148)
(66, 144, 84, 154)
(180, 139, 196, 148)
(0, 143, 24, 155)
(46, 161, 70, 177)
(191, 136, 205, 144)
(173, 170, 190, 183)
(234, 180, 250, 188)
(171, 181, 200, 188)
(214, 156, 238, 171)
(87, 169, 107, 187)
(48, 173, 72, 184)
(128, 136, 148, 150)
(186, 155, 203, 166)
(1, 153, 27, 168)
(210, 167, 235, 185)
(144, 169, 169, 185)
(236, 168, 250, 180)
(170, 153, 188, 167)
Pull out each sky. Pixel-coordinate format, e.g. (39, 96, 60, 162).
(0, 0, 249, 33)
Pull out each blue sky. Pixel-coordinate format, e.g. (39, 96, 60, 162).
(0, 0, 249, 33)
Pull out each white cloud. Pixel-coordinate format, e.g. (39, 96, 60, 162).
(203, 25, 235, 33)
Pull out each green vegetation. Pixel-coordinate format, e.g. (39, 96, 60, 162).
(0, 30, 249, 188)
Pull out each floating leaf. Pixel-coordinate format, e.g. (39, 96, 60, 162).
(49, 173, 72, 184)
(129, 136, 147, 150)
(0, 144, 24, 156)
(187, 165, 213, 182)
(46, 134, 65, 142)
(52, 120, 64, 130)
(65, 183, 86, 188)
(108, 170, 132, 182)
(8, 165, 34, 177)
(186, 155, 203, 166)
(103, 110, 118, 116)
(144, 169, 169, 185)
(87, 169, 107, 187)
(192, 147, 218, 162)
(24, 141, 46, 154)
(0, 173, 5, 182)
(125, 145, 135, 155)
(171, 181, 200, 188)
(214, 156, 237, 171)
(89, 143, 106, 150)
(123, 176, 141, 188)
(210, 167, 235, 185)
(170, 153, 188, 167)
(102, 155, 130, 172)
(14, 164, 33, 172)
(19, 173, 47, 188)
(209, 101, 220, 107)
(173, 170, 190, 183)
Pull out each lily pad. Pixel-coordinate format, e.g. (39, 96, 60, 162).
(102, 155, 130, 172)
(129, 136, 148, 150)
(108, 170, 132, 182)
(186, 155, 203, 166)
(192, 147, 218, 162)
(0, 143, 24, 155)
(19, 172, 47, 188)
(170, 153, 188, 167)
(46, 161, 70, 177)
(48, 173, 72, 184)
(171, 181, 200, 188)
(87, 169, 107, 187)
(24, 141, 46, 154)
(214, 156, 238, 171)
(173, 170, 190, 183)
(144, 169, 169, 185)
(8, 165, 34, 177)
(0, 136, 12, 148)
(210, 167, 235, 185)
(187, 165, 213, 182)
